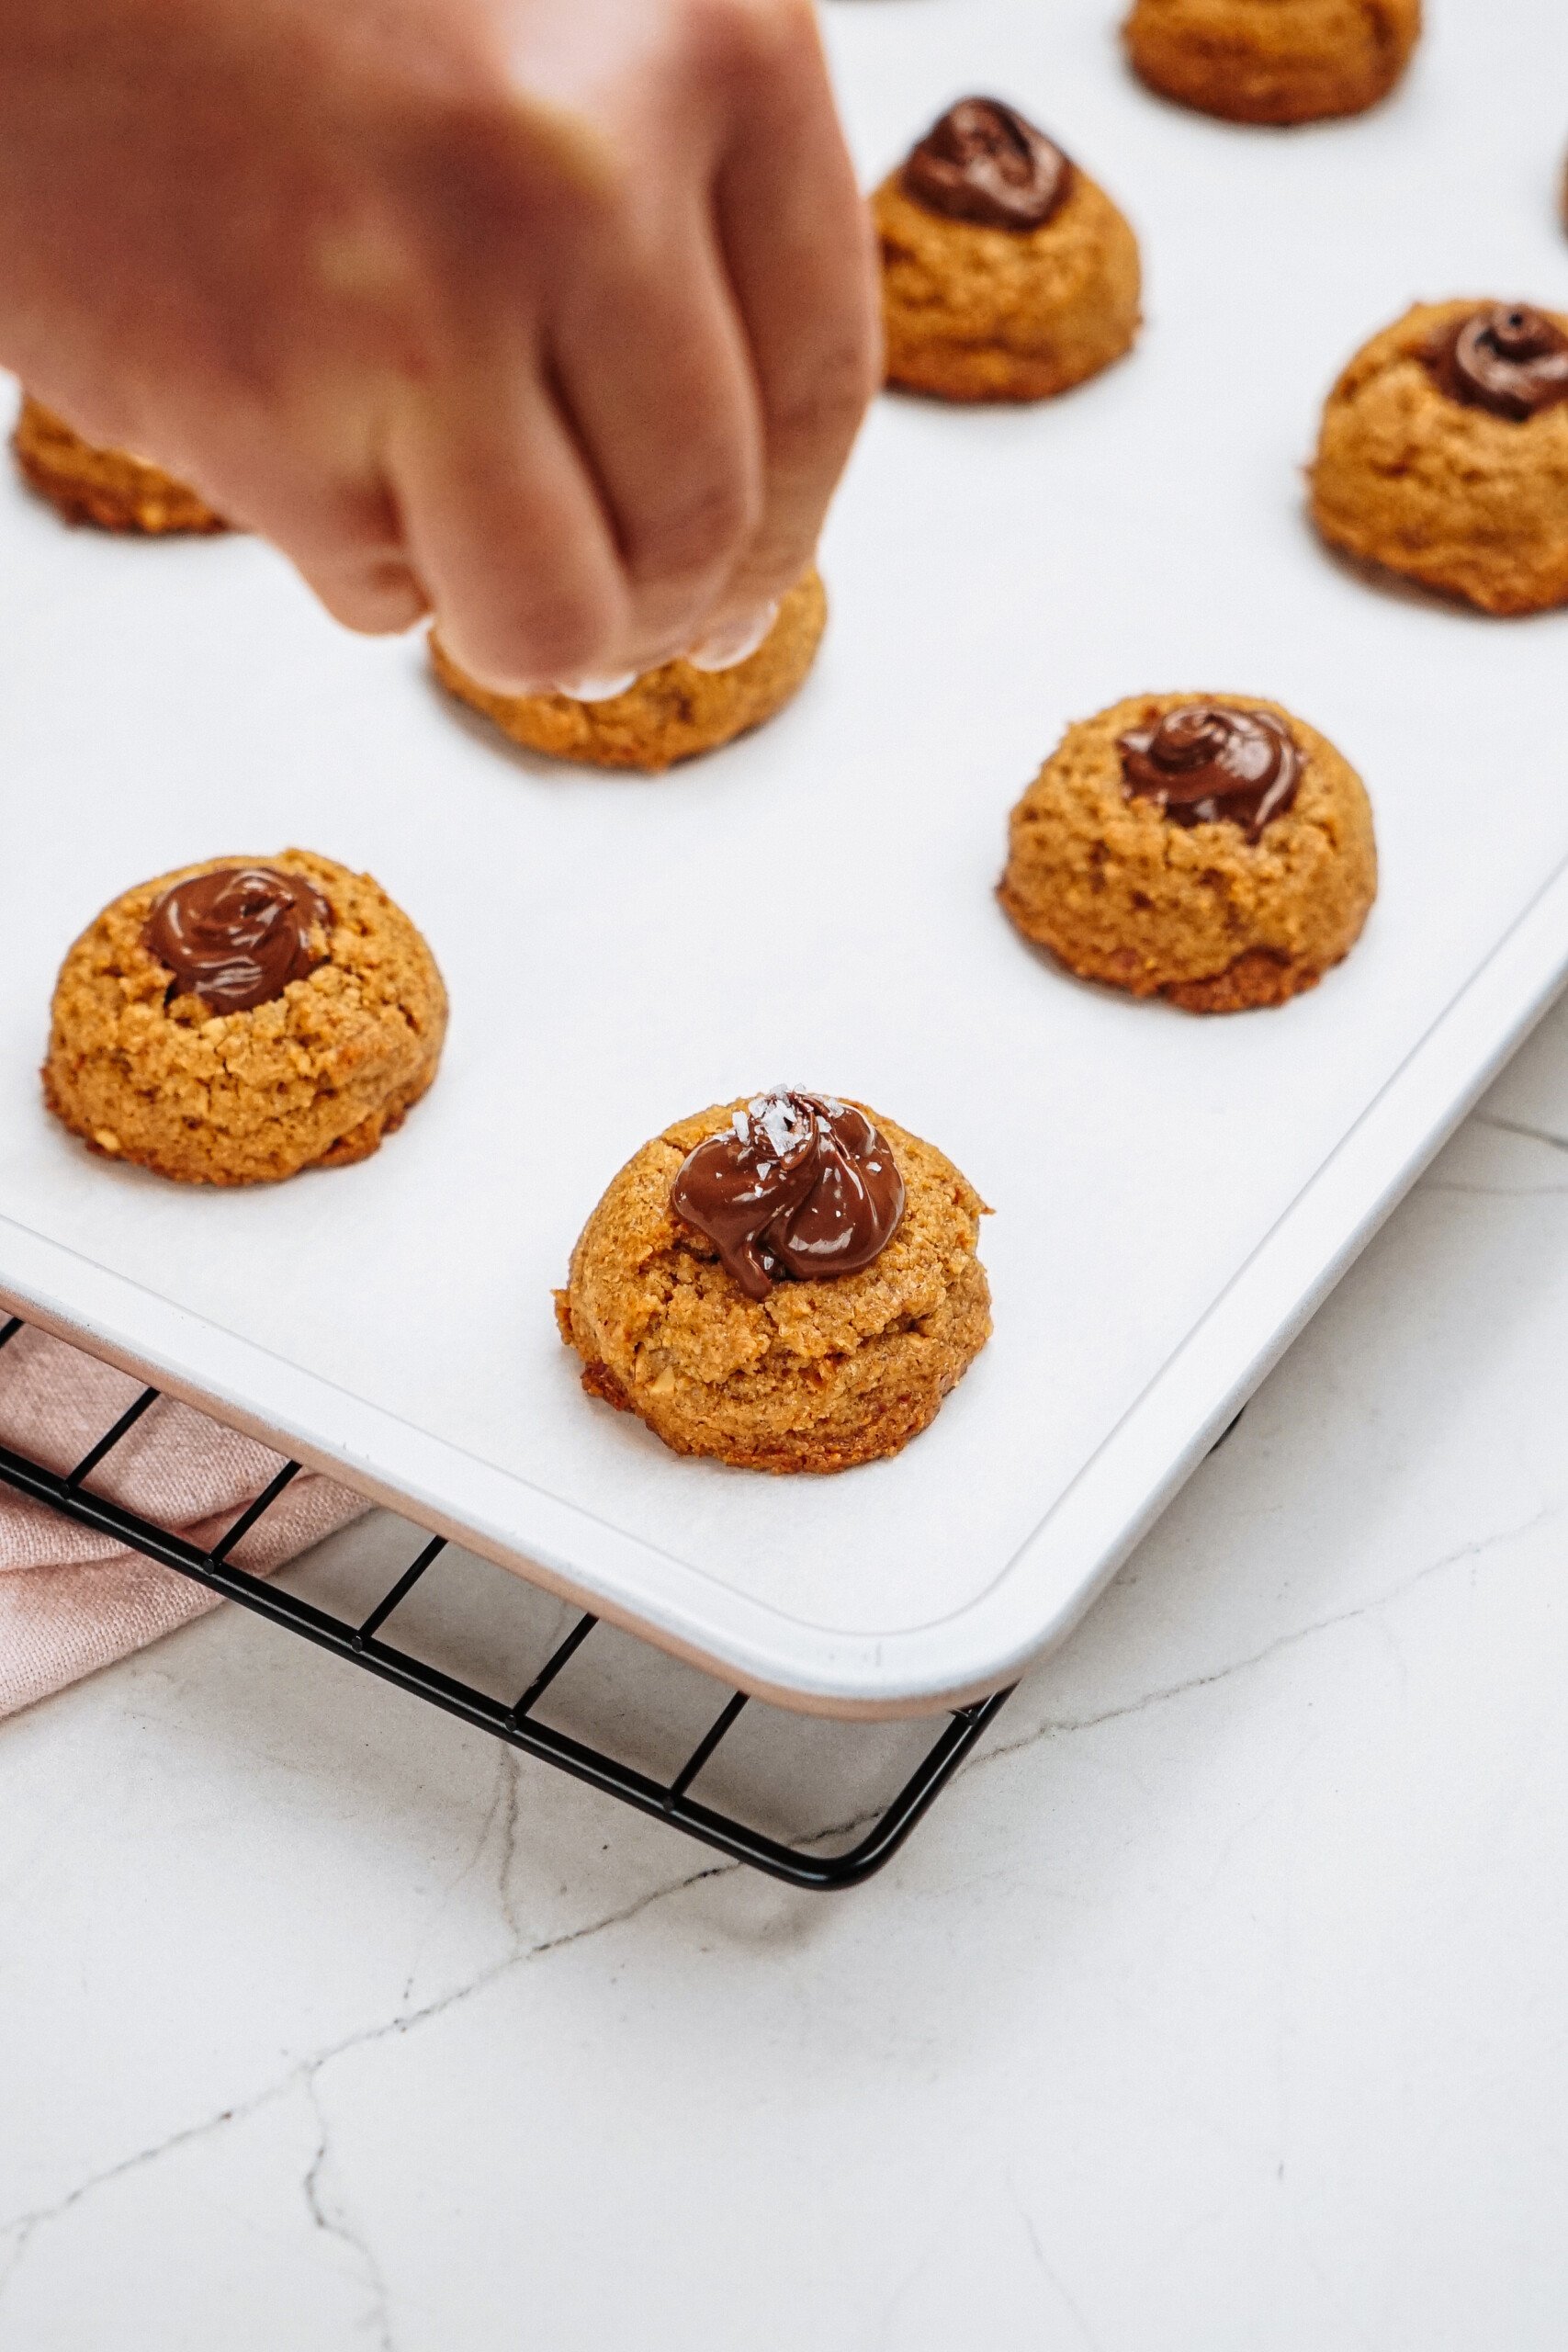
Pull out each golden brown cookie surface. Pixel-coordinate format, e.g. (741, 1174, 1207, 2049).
(875, 161, 1141, 403)
(557, 1099, 991, 1474)
(999, 694, 1377, 1012)
(13, 395, 227, 535)
(1310, 300, 1568, 616)
(44, 852, 446, 1185)
(1122, 0, 1421, 125)
(431, 571, 827, 773)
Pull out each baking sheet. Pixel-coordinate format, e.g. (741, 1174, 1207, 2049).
(2, 0, 1566, 1713)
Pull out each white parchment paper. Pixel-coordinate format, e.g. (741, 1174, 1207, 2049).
(1, 0, 1564, 1690)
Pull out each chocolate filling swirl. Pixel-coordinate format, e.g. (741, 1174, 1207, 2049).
(901, 97, 1074, 232)
(1118, 706, 1302, 842)
(143, 865, 332, 1013)
(671, 1091, 906, 1302)
(1427, 303, 1568, 423)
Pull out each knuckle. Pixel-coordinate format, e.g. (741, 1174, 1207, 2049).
(674, 0, 819, 83)
(770, 330, 879, 454)
(626, 471, 759, 583)
(390, 84, 604, 269)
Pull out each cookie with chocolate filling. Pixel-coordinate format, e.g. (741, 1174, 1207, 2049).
(431, 570, 827, 773)
(874, 98, 1141, 403)
(13, 395, 227, 535)
(44, 853, 446, 1184)
(999, 694, 1377, 1011)
(1310, 300, 1568, 615)
(1122, 0, 1421, 126)
(556, 1091, 991, 1473)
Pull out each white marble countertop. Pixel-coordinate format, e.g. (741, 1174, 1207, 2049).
(2, 995, 1566, 2350)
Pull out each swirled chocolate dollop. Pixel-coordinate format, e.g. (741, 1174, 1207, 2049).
(1118, 706, 1302, 842)
(1427, 304, 1568, 422)
(143, 865, 332, 1013)
(901, 98, 1073, 232)
(671, 1091, 906, 1302)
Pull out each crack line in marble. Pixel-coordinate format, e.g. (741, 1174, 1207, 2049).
(964, 1501, 1554, 1768)
(0, 1852, 733, 2295)
(0, 2077, 295, 2311)
(303, 2072, 396, 2352)
(872, 2151, 997, 2351)
(497, 1747, 525, 1949)
(398, 1742, 513, 2007)
(1010, 2171, 1104, 2350)
(2, 1498, 1555, 2307)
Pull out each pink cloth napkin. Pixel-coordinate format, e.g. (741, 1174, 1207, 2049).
(0, 1322, 368, 1719)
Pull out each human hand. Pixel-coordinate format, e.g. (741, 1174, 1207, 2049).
(0, 0, 878, 688)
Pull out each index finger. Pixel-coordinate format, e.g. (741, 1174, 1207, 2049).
(704, 2, 880, 636)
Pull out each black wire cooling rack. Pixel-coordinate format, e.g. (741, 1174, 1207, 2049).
(0, 1312, 1011, 1889)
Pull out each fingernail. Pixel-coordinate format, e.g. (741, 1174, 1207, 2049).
(549, 669, 639, 703)
(684, 603, 779, 673)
